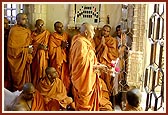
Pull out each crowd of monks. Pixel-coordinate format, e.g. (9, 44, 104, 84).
(4, 13, 142, 111)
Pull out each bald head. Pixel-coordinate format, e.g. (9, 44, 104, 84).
(80, 22, 95, 39)
(45, 67, 55, 74)
(35, 19, 45, 32)
(16, 13, 28, 27)
(54, 21, 63, 34)
(22, 83, 35, 93)
(22, 83, 35, 101)
(126, 88, 142, 107)
(36, 19, 44, 24)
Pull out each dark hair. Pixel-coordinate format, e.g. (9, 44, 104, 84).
(126, 88, 142, 107)
(54, 21, 62, 28)
(116, 25, 121, 31)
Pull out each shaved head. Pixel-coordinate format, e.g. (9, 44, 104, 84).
(80, 22, 93, 33)
(22, 83, 35, 93)
(35, 19, 44, 25)
(45, 67, 56, 75)
(16, 13, 26, 22)
(80, 22, 95, 39)
(16, 13, 28, 27)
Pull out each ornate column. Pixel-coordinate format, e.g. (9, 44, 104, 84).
(127, 4, 146, 90)
(27, 4, 47, 29)
(98, 4, 106, 28)
(67, 4, 75, 29)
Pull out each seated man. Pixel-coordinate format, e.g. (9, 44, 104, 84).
(9, 83, 45, 111)
(37, 67, 75, 111)
(124, 88, 143, 111)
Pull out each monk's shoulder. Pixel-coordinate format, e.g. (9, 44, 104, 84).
(45, 30, 51, 35)
(50, 32, 57, 36)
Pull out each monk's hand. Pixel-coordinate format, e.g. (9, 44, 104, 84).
(28, 45, 33, 54)
(43, 45, 48, 50)
(61, 40, 69, 49)
(38, 44, 48, 50)
(93, 63, 108, 73)
(101, 36, 106, 46)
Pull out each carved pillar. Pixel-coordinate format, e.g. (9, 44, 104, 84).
(127, 4, 146, 90)
(98, 4, 106, 28)
(67, 4, 75, 29)
(27, 4, 47, 29)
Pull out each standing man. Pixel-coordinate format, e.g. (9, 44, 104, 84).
(48, 21, 70, 94)
(31, 19, 50, 88)
(7, 13, 33, 91)
(94, 25, 119, 96)
(69, 22, 100, 111)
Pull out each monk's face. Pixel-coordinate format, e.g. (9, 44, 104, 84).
(4, 18, 9, 29)
(35, 20, 45, 33)
(23, 87, 35, 101)
(116, 28, 121, 37)
(101, 26, 111, 38)
(18, 14, 28, 27)
(55, 23, 63, 35)
(50, 68, 58, 79)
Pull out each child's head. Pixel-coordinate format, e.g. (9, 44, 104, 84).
(126, 88, 142, 107)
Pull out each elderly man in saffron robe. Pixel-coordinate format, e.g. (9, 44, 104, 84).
(69, 22, 101, 111)
(37, 67, 75, 111)
(48, 21, 70, 94)
(7, 13, 33, 91)
(31, 19, 50, 88)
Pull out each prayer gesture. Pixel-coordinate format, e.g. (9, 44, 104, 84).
(28, 45, 33, 54)
(101, 36, 106, 46)
(61, 40, 69, 49)
(93, 63, 108, 74)
(38, 43, 48, 50)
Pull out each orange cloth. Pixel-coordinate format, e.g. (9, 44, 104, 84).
(124, 103, 143, 111)
(94, 35, 119, 66)
(31, 30, 50, 87)
(99, 78, 113, 111)
(31, 90, 46, 111)
(70, 34, 100, 111)
(7, 25, 32, 91)
(49, 32, 71, 93)
(94, 36, 119, 95)
(10, 90, 45, 111)
(37, 77, 73, 110)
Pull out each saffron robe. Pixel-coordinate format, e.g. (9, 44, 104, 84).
(94, 36, 119, 95)
(70, 34, 100, 111)
(37, 77, 73, 110)
(7, 25, 32, 91)
(31, 30, 50, 87)
(49, 32, 70, 93)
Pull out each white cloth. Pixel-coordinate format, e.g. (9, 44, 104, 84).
(4, 88, 22, 110)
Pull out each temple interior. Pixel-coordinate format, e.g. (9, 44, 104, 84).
(2, 2, 165, 112)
